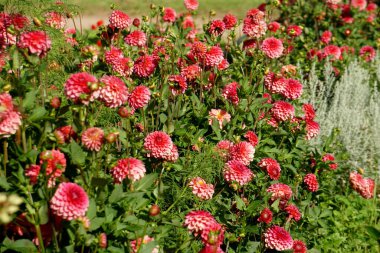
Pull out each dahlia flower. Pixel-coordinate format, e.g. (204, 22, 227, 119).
(322, 153, 338, 170)
(99, 233, 107, 249)
(163, 8, 177, 23)
(208, 20, 226, 36)
(293, 240, 308, 253)
(10, 13, 29, 30)
(351, 0, 367, 10)
(200, 221, 224, 246)
(215, 140, 233, 159)
(184, 0, 199, 11)
(181, 64, 202, 82)
(81, 127, 104, 151)
(17, 31, 51, 57)
(44, 12, 66, 29)
(205, 46, 224, 67)
(128, 85, 151, 109)
(222, 82, 240, 105)
(359, 45, 376, 62)
(302, 103, 316, 121)
(189, 177, 215, 200)
(323, 45, 341, 61)
(144, 131, 174, 159)
(285, 204, 301, 221)
(271, 101, 295, 122)
(125, 30, 147, 47)
(39, 149, 66, 187)
(208, 109, 231, 129)
(321, 30, 332, 44)
(257, 208, 273, 224)
(267, 183, 293, 202)
(53, 126, 76, 144)
(184, 210, 217, 236)
(264, 226, 293, 251)
(304, 173, 319, 192)
(64, 72, 98, 105)
(112, 57, 134, 77)
(110, 158, 146, 183)
(229, 141, 255, 165)
(98, 75, 129, 108)
(130, 235, 159, 253)
(258, 158, 281, 180)
(305, 120, 320, 140)
(287, 25, 302, 37)
(261, 37, 284, 59)
(349, 171, 375, 199)
(50, 182, 89, 220)
(264, 72, 287, 94)
(224, 160, 254, 186)
(282, 78, 303, 100)
(268, 21, 281, 32)
(104, 46, 124, 65)
(223, 14, 237, 29)
(109, 10, 131, 29)
(168, 75, 187, 95)
(244, 131, 259, 147)
(243, 15, 267, 38)
(25, 164, 41, 185)
(0, 110, 22, 138)
(133, 55, 157, 78)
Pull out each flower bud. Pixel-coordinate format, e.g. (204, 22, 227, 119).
(50, 96, 61, 109)
(149, 204, 160, 216)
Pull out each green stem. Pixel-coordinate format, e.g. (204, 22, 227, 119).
(162, 186, 188, 215)
(35, 224, 46, 253)
(3, 140, 8, 177)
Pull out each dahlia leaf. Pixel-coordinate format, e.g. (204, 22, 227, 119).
(87, 199, 97, 220)
(2, 238, 37, 253)
(271, 199, 280, 212)
(234, 195, 246, 210)
(134, 173, 158, 192)
(69, 141, 87, 166)
(38, 202, 49, 225)
(246, 241, 260, 251)
(89, 217, 105, 231)
(23, 90, 38, 110)
(28, 107, 46, 122)
(0, 177, 10, 190)
(109, 184, 124, 203)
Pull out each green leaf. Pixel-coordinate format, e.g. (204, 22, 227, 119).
(365, 226, 380, 240)
(134, 173, 158, 191)
(38, 202, 49, 225)
(109, 184, 124, 203)
(23, 90, 38, 110)
(159, 113, 167, 123)
(68, 141, 87, 166)
(211, 119, 222, 140)
(90, 217, 105, 231)
(28, 107, 47, 122)
(2, 238, 37, 253)
(234, 195, 246, 211)
(246, 241, 260, 252)
(0, 177, 10, 190)
(271, 199, 280, 212)
(87, 199, 97, 220)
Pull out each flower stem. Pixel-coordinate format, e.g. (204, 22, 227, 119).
(2, 140, 8, 177)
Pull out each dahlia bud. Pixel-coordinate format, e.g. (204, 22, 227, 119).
(142, 16, 149, 22)
(133, 18, 140, 27)
(344, 29, 351, 36)
(358, 168, 364, 175)
(89, 82, 99, 91)
(149, 204, 160, 216)
(105, 132, 119, 143)
(99, 233, 107, 249)
(118, 107, 133, 118)
(159, 6, 165, 12)
(33, 17, 42, 26)
(2, 84, 11, 92)
(230, 183, 239, 191)
(50, 96, 61, 109)
(209, 10, 216, 16)
(150, 4, 156, 9)
(271, 0, 280, 6)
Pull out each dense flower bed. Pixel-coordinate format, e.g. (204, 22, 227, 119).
(0, 0, 378, 252)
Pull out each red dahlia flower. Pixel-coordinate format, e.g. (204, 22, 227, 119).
(351, 0, 367, 10)
(287, 25, 302, 37)
(359, 45, 376, 62)
(244, 131, 259, 147)
(222, 82, 240, 105)
(258, 158, 281, 180)
(125, 30, 147, 47)
(205, 46, 224, 67)
(44, 12, 66, 29)
(223, 14, 237, 29)
(293, 240, 308, 253)
(257, 208, 273, 224)
(349, 171, 375, 199)
(50, 182, 89, 220)
(284, 204, 302, 221)
(64, 72, 98, 105)
(168, 75, 187, 95)
(144, 131, 174, 159)
(305, 120, 320, 140)
(163, 8, 177, 22)
(184, 210, 217, 236)
(304, 173, 319, 192)
(128, 85, 151, 109)
(229, 141, 255, 165)
(224, 160, 254, 186)
(18, 31, 51, 57)
(267, 183, 293, 202)
(282, 78, 303, 100)
(133, 55, 157, 78)
(98, 75, 129, 108)
(270, 101, 295, 122)
(208, 20, 225, 36)
(261, 37, 284, 59)
(39, 149, 66, 187)
(109, 10, 131, 29)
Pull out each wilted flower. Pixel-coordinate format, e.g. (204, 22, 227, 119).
(39, 149, 66, 187)
(208, 109, 231, 129)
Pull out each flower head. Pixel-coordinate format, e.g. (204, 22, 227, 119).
(184, 210, 217, 236)
(168, 75, 187, 95)
(349, 171, 375, 199)
(208, 109, 231, 129)
(39, 150, 66, 187)
(271, 101, 295, 122)
(244, 131, 259, 147)
(81, 127, 104, 151)
(305, 120, 320, 140)
(130, 236, 159, 253)
(223, 14, 237, 29)
(50, 182, 89, 220)
(229, 141, 255, 165)
(110, 158, 146, 183)
(257, 208, 273, 224)
(224, 160, 254, 186)
(125, 30, 147, 47)
(144, 131, 174, 159)
(293, 240, 307, 253)
(264, 226, 293, 251)
(18, 31, 51, 57)
(98, 75, 129, 108)
(284, 204, 301, 221)
(64, 72, 98, 105)
(258, 158, 281, 180)
(109, 10, 131, 29)
(181, 64, 202, 81)
(304, 173, 319, 192)
(44, 12, 66, 29)
(208, 20, 225, 36)
(184, 0, 199, 11)
(287, 25, 303, 37)
(189, 177, 215, 200)
(261, 37, 284, 59)
(128, 85, 151, 109)
(205, 46, 224, 67)
(359, 45, 376, 62)
(163, 8, 177, 22)
(222, 82, 240, 105)
(282, 78, 303, 100)
(267, 183, 292, 202)
(133, 55, 157, 78)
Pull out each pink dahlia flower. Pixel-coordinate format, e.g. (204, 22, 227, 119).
(359, 45, 376, 62)
(133, 55, 157, 78)
(258, 158, 281, 180)
(271, 101, 295, 122)
(39, 149, 66, 187)
(268, 21, 281, 32)
(264, 226, 293, 251)
(282, 78, 303, 100)
(222, 82, 240, 105)
(261, 37, 284, 59)
(293, 240, 308, 253)
(321, 30, 332, 44)
(267, 183, 293, 202)
(208, 109, 231, 129)
(323, 45, 341, 61)
(244, 131, 259, 147)
(112, 57, 134, 77)
(81, 127, 104, 151)
(168, 75, 187, 95)
(190, 41, 207, 60)
(349, 171, 375, 199)
(44, 12, 66, 29)
(184, 210, 217, 236)
(50, 182, 89, 220)
(205, 46, 224, 67)
(163, 8, 177, 23)
(189, 177, 215, 200)
(0, 111, 22, 137)
(109, 10, 131, 29)
(130, 235, 159, 253)
(99, 75, 129, 108)
(287, 25, 303, 37)
(54, 126, 76, 144)
(184, 0, 199, 11)
(305, 120, 320, 140)
(229, 141, 255, 166)
(128, 85, 151, 109)
(18, 31, 51, 57)
(351, 0, 367, 10)
(64, 72, 98, 105)
(200, 221, 224, 246)
(181, 64, 202, 82)
(302, 103, 316, 121)
(144, 131, 174, 159)
(125, 30, 147, 47)
(285, 204, 301, 221)
(99, 233, 107, 249)
(224, 160, 254, 186)
(264, 72, 287, 94)
(208, 20, 226, 36)
(257, 208, 273, 224)
(25, 164, 41, 185)
(304, 173, 319, 192)
(110, 158, 146, 183)
(104, 46, 124, 65)
(322, 153, 338, 170)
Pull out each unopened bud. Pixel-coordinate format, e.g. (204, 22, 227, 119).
(33, 17, 42, 26)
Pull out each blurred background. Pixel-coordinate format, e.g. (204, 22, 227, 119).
(67, 0, 261, 28)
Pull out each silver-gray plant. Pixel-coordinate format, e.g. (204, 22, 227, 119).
(303, 57, 380, 173)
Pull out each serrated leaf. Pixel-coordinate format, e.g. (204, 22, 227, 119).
(23, 90, 38, 110)
(0, 177, 10, 190)
(69, 141, 87, 166)
(90, 217, 105, 231)
(109, 184, 124, 203)
(38, 202, 49, 225)
(28, 107, 46, 122)
(2, 238, 37, 253)
(134, 173, 158, 191)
